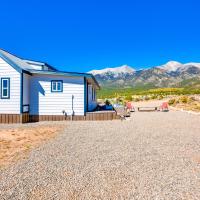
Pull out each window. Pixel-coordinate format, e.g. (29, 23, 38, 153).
(94, 89, 96, 100)
(1, 78, 10, 99)
(91, 87, 96, 101)
(92, 87, 94, 100)
(51, 80, 63, 92)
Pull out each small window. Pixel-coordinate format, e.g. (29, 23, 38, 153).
(1, 78, 10, 99)
(51, 80, 63, 92)
(94, 89, 96, 100)
(92, 87, 94, 100)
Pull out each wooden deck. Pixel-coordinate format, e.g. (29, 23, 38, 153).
(86, 111, 120, 120)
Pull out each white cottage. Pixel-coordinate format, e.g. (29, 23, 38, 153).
(0, 49, 100, 123)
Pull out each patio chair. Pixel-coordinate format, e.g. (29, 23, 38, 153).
(114, 105, 130, 120)
(160, 102, 169, 112)
(126, 102, 135, 112)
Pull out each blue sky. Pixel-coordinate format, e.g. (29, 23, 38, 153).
(0, 0, 200, 72)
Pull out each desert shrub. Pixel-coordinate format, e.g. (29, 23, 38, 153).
(158, 95, 164, 100)
(196, 105, 200, 111)
(168, 98, 176, 105)
(133, 97, 140, 102)
(144, 96, 150, 101)
(188, 96, 195, 103)
(179, 96, 189, 103)
(125, 95, 132, 101)
(151, 94, 157, 99)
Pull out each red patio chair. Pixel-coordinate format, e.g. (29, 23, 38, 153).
(160, 102, 169, 111)
(126, 102, 135, 112)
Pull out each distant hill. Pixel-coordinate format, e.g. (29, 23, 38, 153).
(88, 61, 200, 89)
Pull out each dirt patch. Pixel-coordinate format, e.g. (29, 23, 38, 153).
(0, 124, 64, 168)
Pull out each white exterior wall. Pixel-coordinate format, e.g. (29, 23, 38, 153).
(0, 58, 21, 114)
(23, 73, 30, 105)
(87, 84, 97, 111)
(30, 75, 85, 115)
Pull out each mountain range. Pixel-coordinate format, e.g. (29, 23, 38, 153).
(88, 61, 200, 89)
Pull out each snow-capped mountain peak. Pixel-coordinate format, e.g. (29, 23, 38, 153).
(157, 61, 200, 73)
(184, 62, 200, 69)
(157, 61, 182, 72)
(88, 65, 135, 75)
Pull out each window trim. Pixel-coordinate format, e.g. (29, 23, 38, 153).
(51, 80, 63, 92)
(1, 78, 10, 99)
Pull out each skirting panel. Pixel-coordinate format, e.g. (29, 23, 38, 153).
(29, 115, 86, 122)
(0, 111, 119, 123)
(85, 111, 120, 120)
(0, 114, 21, 124)
(22, 113, 30, 123)
(30, 112, 119, 122)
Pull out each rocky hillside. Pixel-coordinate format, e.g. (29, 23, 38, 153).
(88, 61, 200, 89)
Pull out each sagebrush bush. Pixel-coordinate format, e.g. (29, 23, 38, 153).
(188, 96, 195, 103)
(158, 95, 164, 100)
(133, 97, 140, 102)
(125, 95, 132, 101)
(179, 96, 189, 103)
(151, 95, 157, 99)
(168, 99, 176, 105)
(144, 96, 150, 100)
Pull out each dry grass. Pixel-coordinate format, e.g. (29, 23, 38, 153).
(168, 95, 200, 112)
(0, 124, 64, 168)
(174, 102, 200, 112)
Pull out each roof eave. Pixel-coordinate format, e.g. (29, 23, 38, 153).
(29, 70, 100, 89)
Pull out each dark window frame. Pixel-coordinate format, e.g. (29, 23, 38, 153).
(1, 77, 10, 99)
(51, 80, 63, 92)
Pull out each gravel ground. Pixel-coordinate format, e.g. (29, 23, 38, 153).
(0, 111, 200, 199)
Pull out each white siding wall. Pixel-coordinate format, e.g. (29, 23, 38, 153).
(0, 58, 21, 114)
(30, 75, 85, 115)
(87, 84, 97, 111)
(23, 73, 30, 105)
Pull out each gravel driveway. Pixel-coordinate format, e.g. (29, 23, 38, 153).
(0, 111, 200, 199)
